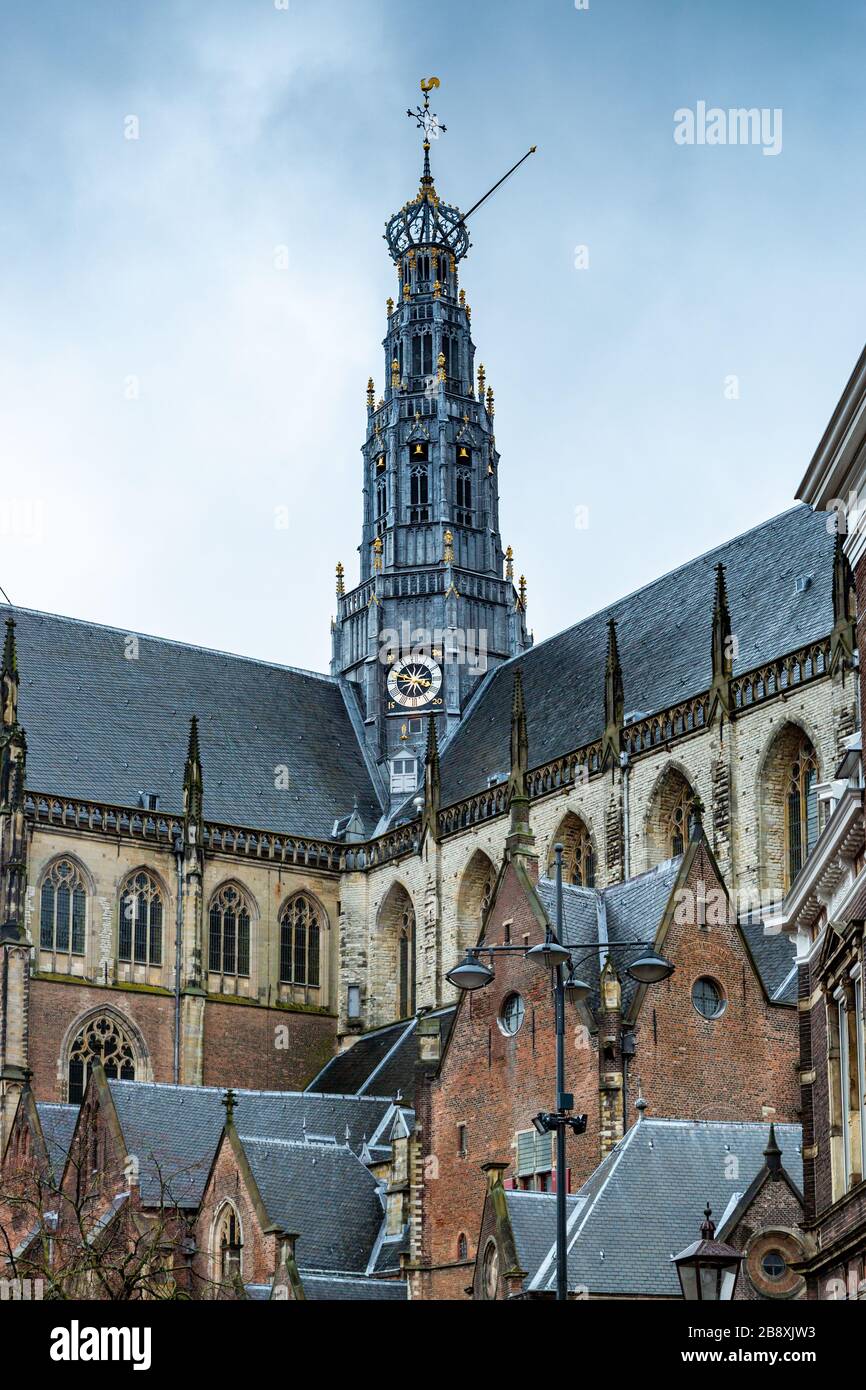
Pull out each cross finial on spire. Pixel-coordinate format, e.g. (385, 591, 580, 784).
(407, 78, 446, 191)
(222, 1088, 237, 1125)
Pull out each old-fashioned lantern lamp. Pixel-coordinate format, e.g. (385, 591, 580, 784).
(672, 1205, 743, 1301)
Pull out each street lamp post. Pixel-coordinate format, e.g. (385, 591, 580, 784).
(446, 842, 674, 1302)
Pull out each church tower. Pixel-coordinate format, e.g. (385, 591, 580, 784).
(331, 80, 531, 806)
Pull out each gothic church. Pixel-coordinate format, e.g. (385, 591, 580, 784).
(0, 87, 858, 1153)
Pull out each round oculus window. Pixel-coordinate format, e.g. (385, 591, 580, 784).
(691, 977, 725, 1019)
(761, 1249, 787, 1281)
(499, 992, 526, 1036)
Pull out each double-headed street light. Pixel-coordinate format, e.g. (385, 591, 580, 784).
(446, 843, 674, 1302)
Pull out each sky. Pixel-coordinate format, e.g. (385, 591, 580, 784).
(1, 0, 865, 672)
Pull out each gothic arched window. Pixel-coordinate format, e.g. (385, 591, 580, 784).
(215, 1202, 242, 1283)
(375, 475, 388, 520)
(40, 858, 87, 955)
(409, 463, 430, 522)
(67, 1013, 137, 1104)
(786, 740, 819, 884)
(279, 894, 322, 987)
(208, 884, 251, 978)
(549, 815, 595, 888)
(667, 783, 697, 856)
(118, 871, 163, 967)
(398, 907, 415, 1018)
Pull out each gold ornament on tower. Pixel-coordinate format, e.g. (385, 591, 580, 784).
(366, 378, 375, 410)
(437, 351, 446, 382)
(373, 536, 383, 573)
(505, 545, 514, 580)
(391, 358, 400, 388)
(336, 562, 345, 597)
(443, 529, 454, 564)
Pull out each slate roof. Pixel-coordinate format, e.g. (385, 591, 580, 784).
(35, 1102, 79, 1178)
(306, 1006, 457, 1103)
(6, 606, 382, 839)
(302, 1274, 408, 1301)
(738, 914, 798, 1004)
(239, 1137, 384, 1275)
(536, 860, 796, 1011)
(440, 506, 835, 806)
(537, 860, 682, 1014)
(510, 1118, 803, 1297)
(106, 1080, 395, 1207)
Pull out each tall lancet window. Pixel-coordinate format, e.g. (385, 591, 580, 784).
(786, 740, 819, 883)
(118, 871, 163, 966)
(279, 894, 322, 988)
(208, 884, 251, 978)
(40, 859, 87, 955)
(375, 475, 388, 534)
(409, 459, 430, 523)
(455, 469, 473, 526)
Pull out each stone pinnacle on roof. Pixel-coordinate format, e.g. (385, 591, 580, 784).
(602, 617, 624, 770)
(709, 562, 734, 723)
(763, 1121, 783, 1177)
(183, 714, 204, 833)
(422, 713, 441, 844)
(2, 616, 17, 677)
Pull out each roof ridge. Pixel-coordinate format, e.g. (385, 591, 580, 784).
(107, 1078, 393, 1103)
(0, 604, 338, 686)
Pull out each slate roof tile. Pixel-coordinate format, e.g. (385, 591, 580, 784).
(6, 607, 382, 839)
(106, 1080, 393, 1207)
(440, 507, 834, 807)
(508, 1118, 803, 1296)
(239, 1136, 383, 1274)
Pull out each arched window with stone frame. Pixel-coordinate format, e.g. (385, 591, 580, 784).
(785, 741, 819, 886)
(118, 869, 164, 967)
(213, 1201, 243, 1286)
(208, 882, 253, 983)
(646, 766, 698, 866)
(759, 724, 821, 896)
(39, 857, 88, 957)
(278, 893, 324, 989)
(65, 1012, 140, 1104)
(456, 850, 496, 956)
(377, 883, 416, 1020)
(548, 813, 596, 887)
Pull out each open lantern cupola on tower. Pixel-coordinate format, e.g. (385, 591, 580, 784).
(330, 79, 533, 804)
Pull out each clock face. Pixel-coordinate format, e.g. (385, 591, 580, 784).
(386, 655, 443, 709)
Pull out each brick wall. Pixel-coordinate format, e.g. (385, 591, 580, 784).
(633, 843, 799, 1124)
(417, 838, 800, 1299)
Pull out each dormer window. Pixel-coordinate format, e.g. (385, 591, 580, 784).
(138, 791, 160, 812)
(390, 755, 418, 794)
